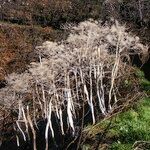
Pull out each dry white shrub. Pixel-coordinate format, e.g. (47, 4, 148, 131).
(6, 72, 32, 93)
(0, 72, 32, 114)
(0, 19, 148, 150)
(0, 87, 16, 108)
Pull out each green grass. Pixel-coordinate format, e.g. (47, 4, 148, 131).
(107, 70, 150, 149)
(110, 143, 132, 150)
(136, 69, 150, 94)
(83, 70, 150, 150)
(108, 97, 150, 150)
(83, 98, 150, 150)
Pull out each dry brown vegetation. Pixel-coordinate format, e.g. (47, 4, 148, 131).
(0, 0, 149, 28)
(0, 0, 149, 82)
(0, 22, 65, 82)
(0, 0, 150, 149)
(0, 0, 103, 27)
(0, 20, 148, 149)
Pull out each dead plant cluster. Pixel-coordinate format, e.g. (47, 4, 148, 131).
(0, 20, 148, 149)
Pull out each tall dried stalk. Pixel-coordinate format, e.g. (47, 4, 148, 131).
(0, 19, 148, 149)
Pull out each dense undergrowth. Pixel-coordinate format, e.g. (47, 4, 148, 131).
(0, 0, 149, 28)
(0, 20, 149, 149)
(0, 1, 150, 150)
(0, 0, 150, 83)
(110, 97, 150, 150)
(0, 22, 65, 77)
(83, 70, 150, 150)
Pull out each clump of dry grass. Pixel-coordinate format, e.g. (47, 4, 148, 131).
(0, 20, 148, 149)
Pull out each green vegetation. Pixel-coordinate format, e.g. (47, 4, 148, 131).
(110, 143, 132, 150)
(109, 97, 150, 149)
(83, 97, 150, 150)
(83, 70, 150, 149)
(136, 69, 150, 94)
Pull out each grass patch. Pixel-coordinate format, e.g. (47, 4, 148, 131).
(83, 70, 150, 149)
(110, 142, 132, 150)
(112, 97, 150, 149)
(109, 97, 150, 148)
(83, 97, 150, 150)
(136, 69, 150, 94)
